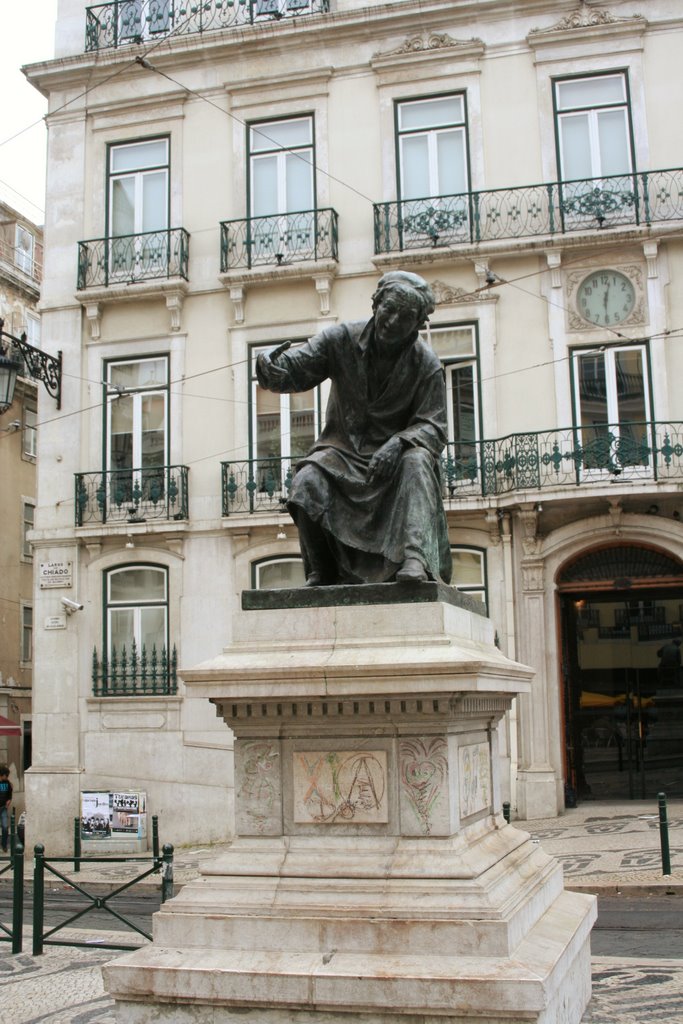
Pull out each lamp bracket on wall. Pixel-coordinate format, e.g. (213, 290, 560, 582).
(0, 318, 62, 412)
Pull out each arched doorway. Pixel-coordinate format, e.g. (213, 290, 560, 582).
(558, 545, 683, 802)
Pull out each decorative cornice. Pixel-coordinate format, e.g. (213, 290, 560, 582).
(376, 32, 473, 58)
(530, 2, 645, 37)
(430, 279, 495, 306)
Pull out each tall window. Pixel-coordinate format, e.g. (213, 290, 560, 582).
(555, 73, 633, 182)
(23, 398, 37, 458)
(396, 94, 469, 245)
(15, 225, 34, 274)
(21, 604, 33, 663)
(451, 548, 487, 610)
(105, 357, 168, 508)
(248, 116, 315, 261)
(118, 1, 171, 42)
(572, 343, 651, 473)
(420, 323, 480, 486)
(253, 557, 306, 589)
(108, 138, 169, 275)
(24, 314, 41, 350)
(21, 501, 34, 560)
(106, 565, 168, 662)
(250, 343, 319, 480)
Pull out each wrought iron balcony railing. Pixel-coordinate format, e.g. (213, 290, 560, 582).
(85, 0, 330, 51)
(77, 228, 190, 289)
(92, 642, 178, 696)
(222, 457, 293, 515)
(220, 208, 338, 270)
(75, 466, 189, 525)
(221, 423, 683, 512)
(374, 169, 683, 253)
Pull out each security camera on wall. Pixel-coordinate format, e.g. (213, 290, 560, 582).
(61, 596, 84, 614)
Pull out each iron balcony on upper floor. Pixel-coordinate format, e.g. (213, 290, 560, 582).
(220, 208, 339, 270)
(374, 169, 683, 253)
(77, 229, 190, 289)
(220, 421, 683, 515)
(85, 0, 330, 51)
(75, 465, 189, 526)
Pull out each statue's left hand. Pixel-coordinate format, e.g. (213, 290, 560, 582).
(367, 436, 404, 485)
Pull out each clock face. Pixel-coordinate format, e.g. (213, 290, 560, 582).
(577, 270, 636, 327)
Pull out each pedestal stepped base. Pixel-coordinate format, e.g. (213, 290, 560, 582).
(104, 585, 596, 1024)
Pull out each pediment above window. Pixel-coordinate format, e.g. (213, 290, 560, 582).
(371, 33, 485, 82)
(528, 2, 646, 49)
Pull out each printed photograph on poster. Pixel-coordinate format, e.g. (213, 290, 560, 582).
(112, 791, 147, 837)
(80, 791, 112, 839)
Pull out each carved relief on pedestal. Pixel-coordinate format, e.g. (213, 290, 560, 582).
(459, 741, 491, 818)
(235, 739, 282, 836)
(399, 736, 449, 836)
(293, 750, 388, 824)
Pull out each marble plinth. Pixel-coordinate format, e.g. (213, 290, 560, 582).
(104, 586, 596, 1024)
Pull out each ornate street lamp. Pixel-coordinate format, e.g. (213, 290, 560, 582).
(0, 318, 62, 413)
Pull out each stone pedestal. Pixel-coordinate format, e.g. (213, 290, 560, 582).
(104, 584, 596, 1024)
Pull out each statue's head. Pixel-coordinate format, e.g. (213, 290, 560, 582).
(371, 271, 435, 328)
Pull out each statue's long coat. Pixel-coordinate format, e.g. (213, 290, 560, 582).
(257, 318, 452, 584)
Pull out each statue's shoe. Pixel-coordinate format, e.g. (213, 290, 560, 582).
(396, 557, 428, 583)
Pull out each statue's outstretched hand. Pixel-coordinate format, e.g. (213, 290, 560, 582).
(256, 341, 291, 388)
(367, 435, 404, 485)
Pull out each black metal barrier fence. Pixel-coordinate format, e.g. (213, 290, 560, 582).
(0, 813, 173, 955)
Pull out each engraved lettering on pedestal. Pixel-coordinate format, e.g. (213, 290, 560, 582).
(399, 737, 449, 835)
(235, 740, 282, 836)
(459, 741, 491, 818)
(293, 750, 388, 824)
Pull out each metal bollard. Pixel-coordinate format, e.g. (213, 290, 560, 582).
(9, 809, 16, 859)
(12, 842, 23, 954)
(658, 792, 672, 876)
(152, 815, 159, 861)
(161, 843, 174, 903)
(73, 817, 81, 873)
(33, 844, 45, 955)
(502, 801, 511, 824)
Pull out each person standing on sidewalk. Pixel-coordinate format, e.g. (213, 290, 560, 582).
(0, 765, 12, 853)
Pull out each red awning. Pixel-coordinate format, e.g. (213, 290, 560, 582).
(0, 716, 21, 737)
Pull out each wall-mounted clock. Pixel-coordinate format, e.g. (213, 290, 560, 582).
(576, 269, 636, 327)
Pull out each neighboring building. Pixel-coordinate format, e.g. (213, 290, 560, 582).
(25, 0, 683, 851)
(0, 200, 43, 809)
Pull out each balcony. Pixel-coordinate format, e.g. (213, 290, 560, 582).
(85, 0, 330, 51)
(77, 228, 190, 289)
(0, 237, 42, 286)
(220, 208, 338, 271)
(373, 169, 683, 254)
(92, 642, 178, 696)
(221, 422, 683, 512)
(75, 466, 189, 526)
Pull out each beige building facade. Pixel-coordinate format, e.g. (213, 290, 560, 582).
(25, 0, 683, 851)
(0, 200, 43, 809)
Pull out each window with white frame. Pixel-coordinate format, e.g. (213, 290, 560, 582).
(14, 225, 34, 275)
(248, 116, 315, 260)
(23, 398, 37, 458)
(451, 548, 487, 610)
(105, 565, 168, 663)
(572, 343, 651, 472)
(21, 501, 34, 560)
(24, 314, 41, 350)
(105, 356, 169, 506)
(555, 73, 633, 183)
(253, 557, 306, 589)
(419, 323, 480, 483)
(250, 343, 319, 490)
(21, 604, 33, 663)
(108, 138, 169, 275)
(396, 94, 469, 244)
(117, 0, 171, 43)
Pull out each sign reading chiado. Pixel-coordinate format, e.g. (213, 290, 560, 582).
(39, 560, 73, 589)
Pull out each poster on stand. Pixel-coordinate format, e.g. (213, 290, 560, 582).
(80, 790, 147, 840)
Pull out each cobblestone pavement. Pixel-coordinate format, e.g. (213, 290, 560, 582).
(1, 800, 681, 1023)
(1, 944, 682, 1024)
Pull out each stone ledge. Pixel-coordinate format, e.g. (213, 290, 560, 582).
(242, 580, 484, 615)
